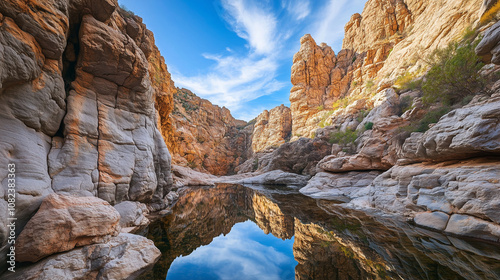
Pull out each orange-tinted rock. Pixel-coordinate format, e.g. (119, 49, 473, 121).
(169, 88, 252, 175)
(251, 104, 292, 152)
(16, 194, 120, 263)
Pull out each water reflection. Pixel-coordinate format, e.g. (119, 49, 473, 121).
(138, 184, 500, 280)
(167, 221, 296, 280)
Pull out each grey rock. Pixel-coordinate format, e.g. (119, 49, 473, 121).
(414, 211, 450, 231)
(114, 201, 149, 228)
(16, 194, 121, 263)
(3, 233, 160, 280)
(230, 170, 311, 186)
(445, 214, 500, 242)
(300, 171, 380, 200)
(476, 20, 500, 64)
(400, 100, 500, 161)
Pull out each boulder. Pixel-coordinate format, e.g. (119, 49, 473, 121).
(16, 194, 120, 262)
(230, 170, 310, 187)
(3, 233, 160, 280)
(445, 214, 500, 242)
(414, 211, 450, 231)
(300, 171, 380, 200)
(400, 100, 500, 162)
(114, 201, 149, 228)
(251, 104, 292, 152)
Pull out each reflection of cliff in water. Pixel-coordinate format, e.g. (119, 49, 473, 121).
(139, 184, 500, 280)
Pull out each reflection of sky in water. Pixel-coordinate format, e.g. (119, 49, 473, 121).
(166, 220, 297, 280)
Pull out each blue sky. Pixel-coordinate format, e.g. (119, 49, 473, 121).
(118, 0, 366, 121)
(166, 220, 296, 280)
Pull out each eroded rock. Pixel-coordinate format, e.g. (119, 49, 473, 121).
(5, 233, 160, 280)
(16, 194, 120, 263)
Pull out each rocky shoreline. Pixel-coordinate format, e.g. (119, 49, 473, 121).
(0, 0, 499, 278)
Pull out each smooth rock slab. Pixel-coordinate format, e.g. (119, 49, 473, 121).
(114, 201, 149, 228)
(300, 171, 380, 200)
(3, 233, 160, 280)
(445, 214, 500, 242)
(414, 211, 450, 231)
(230, 170, 311, 187)
(16, 194, 120, 262)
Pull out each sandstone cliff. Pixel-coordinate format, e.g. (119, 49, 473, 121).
(293, 0, 500, 243)
(289, 0, 483, 138)
(0, 0, 174, 274)
(169, 88, 252, 175)
(251, 104, 292, 152)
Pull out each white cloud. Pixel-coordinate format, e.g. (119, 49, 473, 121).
(173, 54, 286, 115)
(221, 0, 277, 55)
(311, 0, 366, 50)
(173, 0, 290, 121)
(282, 0, 311, 21)
(167, 221, 296, 280)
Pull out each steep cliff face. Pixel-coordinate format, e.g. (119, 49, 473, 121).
(169, 88, 252, 175)
(295, 0, 500, 243)
(0, 0, 174, 269)
(251, 104, 292, 152)
(289, 0, 483, 138)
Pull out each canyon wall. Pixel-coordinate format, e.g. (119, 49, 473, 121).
(295, 0, 500, 243)
(287, 0, 482, 138)
(169, 88, 253, 175)
(0, 0, 176, 273)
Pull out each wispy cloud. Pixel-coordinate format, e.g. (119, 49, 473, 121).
(282, 0, 311, 21)
(221, 0, 277, 55)
(173, 0, 365, 121)
(311, 0, 366, 50)
(173, 54, 285, 114)
(174, 0, 289, 120)
(167, 221, 296, 280)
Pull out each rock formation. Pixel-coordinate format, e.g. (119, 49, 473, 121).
(16, 194, 121, 263)
(289, 0, 483, 139)
(251, 104, 292, 152)
(168, 88, 252, 175)
(4, 233, 161, 280)
(0, 0, 172, 275)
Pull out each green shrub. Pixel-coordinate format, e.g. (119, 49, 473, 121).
(119, 4, 135, 17)
(365, 80, 375, 93)
(421, 39, 486, 105)
(187, 160, 197, 169)
(317, 105, 324, 111)
(394, 72, 422, 92)
(398, 95, 413, 116)
(364, 122, 373, 130)
(403, 106, 451, 133)
(252, 158, 259, 171)
(328, 129, 358, 146)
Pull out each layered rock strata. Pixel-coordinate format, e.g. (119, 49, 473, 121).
(0, 0, 171, 273)
(289, 0, 483, 138)
(169, 88, 252, 175)
(251, 104, 292, 152)
(16, 194, 121, 263)
(4, 233, 161, 280)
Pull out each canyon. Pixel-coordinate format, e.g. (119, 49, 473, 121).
(0, 0, 500, 278)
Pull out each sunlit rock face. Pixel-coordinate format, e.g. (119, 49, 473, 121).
(168, 88, 253, 175)
(251, 104, 292, 153)
(289, 0, 483, 139)
(0, 0, 172, 269)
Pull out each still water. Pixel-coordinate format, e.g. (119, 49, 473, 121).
(138, 184, 500, 280)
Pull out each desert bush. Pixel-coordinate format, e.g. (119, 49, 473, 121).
(402, 106, 452, 133)
(398, 95, 413, 116)
(329, 129, 358, 153)
(421, 39, 486, 105)
(364, 122, 373, 130)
